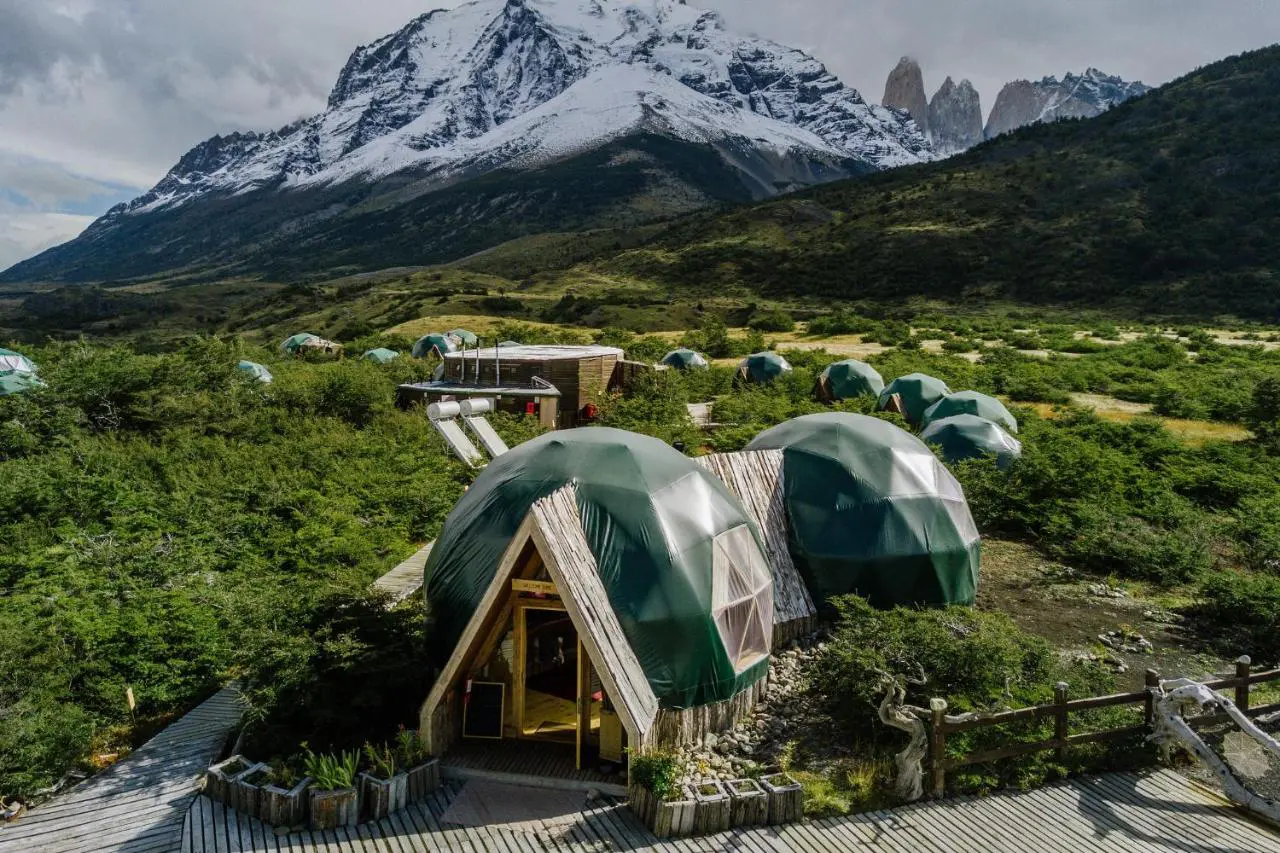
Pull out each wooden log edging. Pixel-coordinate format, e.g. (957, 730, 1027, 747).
(629, 775, 802, 837)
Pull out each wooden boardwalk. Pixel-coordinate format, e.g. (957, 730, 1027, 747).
(373, 543, 434, 605)
(179, 768, 1280, 853)
(0, 685, 246, 853)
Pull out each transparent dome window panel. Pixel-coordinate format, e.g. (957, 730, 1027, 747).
(712, 525, 774, 674)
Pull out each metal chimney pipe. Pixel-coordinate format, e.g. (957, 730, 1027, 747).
(495, 339, 501, 387)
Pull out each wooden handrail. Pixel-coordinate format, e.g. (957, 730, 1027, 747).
(924, 655, 1280, 799)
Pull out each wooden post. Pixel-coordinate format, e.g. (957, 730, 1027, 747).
(1053, 682, 1069, 765)
(1144, 669, 1160, 728)
(1235, 656, 1252, 713)
(929, 698, 948, 799)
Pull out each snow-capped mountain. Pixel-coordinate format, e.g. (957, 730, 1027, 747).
(5, 0, 932, 283)
(985, 68, 1151, 139)
(119, 0, 927, 215)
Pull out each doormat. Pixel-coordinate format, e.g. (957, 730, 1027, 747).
(440, 780, 587, 828)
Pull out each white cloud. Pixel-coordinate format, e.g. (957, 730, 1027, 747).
(0, 208, 94, 271)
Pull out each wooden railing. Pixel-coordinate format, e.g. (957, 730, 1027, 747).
(926, 656, 1280, 797)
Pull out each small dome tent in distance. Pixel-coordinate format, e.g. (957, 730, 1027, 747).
(816, 359, 884, 403)
(877, 373, 951, 425)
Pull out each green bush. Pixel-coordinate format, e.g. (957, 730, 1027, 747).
(748, 309, 796, 333)
(630, 749, 682, 800)
(812, 597, 1127, 793)
(1198, 571, 1280, 658)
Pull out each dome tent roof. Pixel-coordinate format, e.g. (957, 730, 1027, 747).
(661, 348, 710, 370)
(448, 329, 479, 347)
(0, 348, 37, 376)
(921, 414, 1023, 470)
(236, 360, 273, 384)
(923, 391, 1019, 434)
(737, 352, 792, 385)
(877, 373, 951, 425)
(817, 359, 884, 402)
(747, 412, 980, 608)
(363, 348, 400, 364)
(425, 428, 772, 708)
(412, 334, 457, 358)
(280, 333, 319, 355)
(0, 372, 43, 396)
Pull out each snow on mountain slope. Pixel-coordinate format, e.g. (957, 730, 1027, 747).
(115, 0, 928, 216)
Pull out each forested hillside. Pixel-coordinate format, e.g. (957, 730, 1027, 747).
(592, 46, 1280, 319)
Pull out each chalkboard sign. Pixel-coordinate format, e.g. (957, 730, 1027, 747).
(462, 681, 505, 740)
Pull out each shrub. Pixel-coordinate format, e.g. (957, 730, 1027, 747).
(303, 747, 359, 791)
(630, 749, 682, 800)
(748, 310, 796, 333)
(1198, 571, 1280, 659)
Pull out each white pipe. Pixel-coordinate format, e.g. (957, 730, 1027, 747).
(459, 398, 495, 416)
(495, 340, 501, 388)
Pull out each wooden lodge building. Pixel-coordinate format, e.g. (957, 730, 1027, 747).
(399, 344, 646, 430)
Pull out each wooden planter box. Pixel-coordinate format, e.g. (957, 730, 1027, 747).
(260, 776, 311, 828)
(690, 781, 731, 835)
(628, 785, 697, 838)
(230, 764, 271, 818)
(405, 758, 440, 803)
(727, 778, 768, 827)
(761, 773, 804, 825)
(360, 772, 408, 821)
(309, 787, 358, 830)
(205, 755, 253, 805)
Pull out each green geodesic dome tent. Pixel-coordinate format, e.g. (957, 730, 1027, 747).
(661, 348, 710, 370)
(816, 359, 885, 402)
(448, 328, 479, 347)
(923, 391, 1019, 434)
(877, 373, 952, 425)
(425, 428, 773, 708)
(0, 348, 37, 376)
(920, 414, 1023, 470)
(280, 333, 320, 355)
(412, 334, 456, 359)
(362, 348, 400, 364)
(747, 412, 980, 608)
(737, 352, 792, 385)
(236, 360, 273, 384)
(0, 372, 44, 396)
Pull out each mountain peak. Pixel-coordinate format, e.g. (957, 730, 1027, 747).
(3, 0, 931, 283)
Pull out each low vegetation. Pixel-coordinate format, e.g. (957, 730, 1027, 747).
(4, 309, 1280, 807)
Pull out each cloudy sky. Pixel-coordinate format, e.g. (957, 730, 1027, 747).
(1, 0, 1277, 270)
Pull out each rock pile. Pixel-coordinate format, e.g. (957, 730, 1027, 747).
(674, 638, 827, 786)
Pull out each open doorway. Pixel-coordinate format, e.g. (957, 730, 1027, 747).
(514, 600, 604, 768)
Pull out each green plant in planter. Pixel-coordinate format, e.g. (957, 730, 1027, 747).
(302, 745, 358, 791)
(266, 758, 301, 788)
(362, 741, 397, 779)
(395, 727, 429, 768)
(630, 749, 682, 801)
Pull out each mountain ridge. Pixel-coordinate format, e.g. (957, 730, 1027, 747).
(3, 0, 935, 285)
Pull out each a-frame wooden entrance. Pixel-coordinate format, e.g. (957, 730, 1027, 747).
(419, 486, 660, 775)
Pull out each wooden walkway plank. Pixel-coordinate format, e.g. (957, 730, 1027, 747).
(372, 543, 435, 605)
(0, 684, 245, 853)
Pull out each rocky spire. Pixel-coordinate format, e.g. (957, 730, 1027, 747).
(927, 77, 983, 155)
(882, 56, 929, 136)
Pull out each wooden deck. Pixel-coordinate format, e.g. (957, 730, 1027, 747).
(441, 739, 627, 796)
(372, 542, 434, 605)
(0, 685, 246, 853)
(176, 768, 1279, 852)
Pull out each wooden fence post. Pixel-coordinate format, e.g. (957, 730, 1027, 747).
(1053, 682, 1069, 765)
(929, 698, 948, 799)
(1144, 669, 1160, 728)
(1235, 656, 1252, 713)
